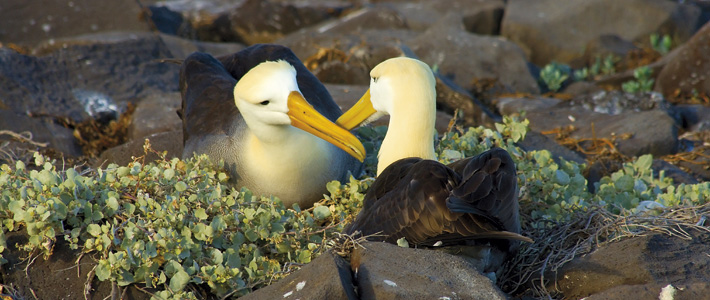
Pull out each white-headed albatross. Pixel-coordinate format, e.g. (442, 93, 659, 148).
(337, 57, 532, 260)
(180, 44, 364, 208)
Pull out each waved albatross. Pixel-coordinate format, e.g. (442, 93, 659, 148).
(337, 57, 532, 259)
(180, 44, 364, 208)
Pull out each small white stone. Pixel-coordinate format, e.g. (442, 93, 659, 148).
(283, 290, 293, 298)
(383, 279, 397, 287)
(659, 284, 676, 300)
(296, 281, 306, 291)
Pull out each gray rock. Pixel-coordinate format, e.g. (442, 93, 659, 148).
(239, 251, 356, 300)
(525, 107, 678, 157)
(554, 231, 710, 300)
(436, 74, 499, 127)
(579, 34, 639, 68)
(655, 21, 710, 99)
(352, 241, 508, 300)
(128, 92, 182, 141)
(674, 104, 710, 131)
(502, 0, 702, 67)
(386, 0, 504, 34)
(148, 0, 242, 42)
(33, 31, 246, 59)
(227, 0, 349, 44)
(0, 110, 82, 157)
(410, 14, 540, 95)
(566, 90, 673, 116)
(676, 147, 710, 181)
(496, 96, 562, 116)
(98, 130, 183, 167)
(517, 131, 586, 165)
(651, 159, 699, 185)
(0, 36, 179, 123)
(275, 6, 419, 85)
(276, 4, 415, 59)
(562, 81, 604, 97)
(0, 0, 152, 46)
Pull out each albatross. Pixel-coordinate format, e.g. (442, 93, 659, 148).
(337, 57, 532, 259)
(180, 44, 364, 208)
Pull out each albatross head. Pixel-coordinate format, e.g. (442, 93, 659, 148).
(336, 57, 437, 175)
(234, 60, 365, 162)
(336, 57, 436, 130)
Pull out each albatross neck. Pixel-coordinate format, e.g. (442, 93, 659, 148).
(377, 93, 436, 175)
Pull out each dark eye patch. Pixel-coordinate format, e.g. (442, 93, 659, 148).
(372, 77, 379, 83)
(259, 100, 270, 106)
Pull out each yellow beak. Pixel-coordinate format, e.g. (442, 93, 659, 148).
(287, 91, 366, 162)
(335, 89, 378, 130)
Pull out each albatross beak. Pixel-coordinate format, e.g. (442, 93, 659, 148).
(335, 89, 378, 130)
(288, 91, 366, 162)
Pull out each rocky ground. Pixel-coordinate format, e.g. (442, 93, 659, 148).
(1, 0, 710, 299)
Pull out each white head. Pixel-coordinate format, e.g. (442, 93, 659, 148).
(233, 60, 298, 135)
(233, 60, 365, 161)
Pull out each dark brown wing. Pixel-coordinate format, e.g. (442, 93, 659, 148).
(180, 52, 240, 146)
(344, 158, 459, 244)
(345, 148, 531, 251)
(445, 147, 531, 253)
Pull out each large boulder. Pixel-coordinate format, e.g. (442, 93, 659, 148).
(0, 36, 179, 123)
(554, 231, 710, 299)
(655, 21, 710, 99)
(410, 14, 540, 95)
(0, 0, 152, 46)
(501, 0, 702, 67)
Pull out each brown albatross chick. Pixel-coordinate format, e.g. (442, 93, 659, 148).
(337, 57, 532, 263)
(180, 45, 364, 208)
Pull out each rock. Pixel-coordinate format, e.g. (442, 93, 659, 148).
(651, 159, 699, 185)
(0, 110, 82, 157)
(386, 0, 505, 34)
(655, 21, 710, 99)
(517, 131, 587, 165)
(227, 0, 349, 44)
(148, 0, 242, 42)
(566, 90, 674, 116)
(580, 34, 640, 68)
(239, 251, 356, 300)
(498, 91, 680, 157)
(527, 107, 678, 157)
(676, 147, 710, 181)
(0, 36, 179, 123)
(275, 6, 419, 85)
(502, 0, 702, 67)
(410, 14, 540, 95)
(276, 5, 416, 59)
(562, 81, 604, 97)
(98, 130, 183, 167)
(436, 75, 499, 127)
(496, 96, 562, 116)
(554, 231, 710, 299)
(674, 104, 710, 131)
(351, 241, 508, 299)
(128, 92, 182, 141)
(33, 31, 246, 59)
(0, 0, 152, 46)
(153, 33, 246, 60)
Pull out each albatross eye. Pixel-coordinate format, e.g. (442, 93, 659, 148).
(259, 100, 270, 106)
(372, 77, 379, 83)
